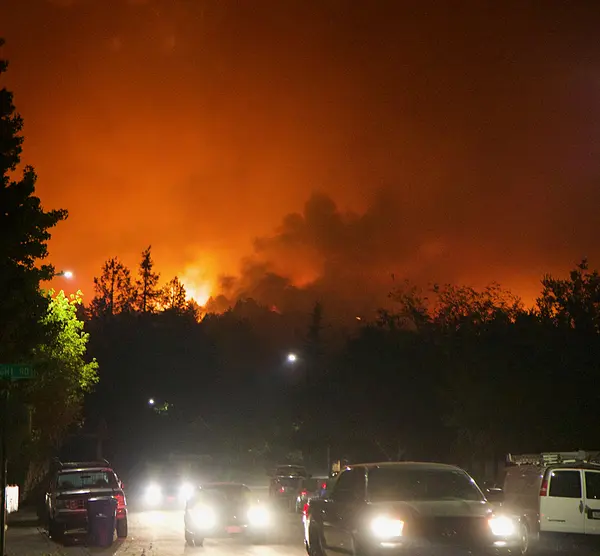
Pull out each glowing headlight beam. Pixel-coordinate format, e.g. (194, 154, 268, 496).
(145, 484, 162, 506)
(179, 482, 195, 501)
(248, 506, 270, 527)
(371, 516, 404, 539)
(489, 516, 517, 537)
(190, 505, 217, 529)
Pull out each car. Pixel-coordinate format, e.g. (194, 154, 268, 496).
(503, 450, 600, 546)
(296, 477, 328, 513)
(270, 473, 306, 511)
(304, 461, 528, 556)
(141, 473, 196, 509)
(184, 482, 271, 547)
(44, 460, 128, 540)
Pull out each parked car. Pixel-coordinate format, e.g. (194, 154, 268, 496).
(503, 450, 600, 547)
(44, 460, 128, 540)
(184, 482, 271, 547)
(304, 461, 528, 555)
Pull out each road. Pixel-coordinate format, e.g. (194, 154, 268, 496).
(6, 507, 306, 556)
(7, 507, 600, 555)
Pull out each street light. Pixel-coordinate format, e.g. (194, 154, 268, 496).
(148, 398, 155, 406)
(56, 270, 74, 279)
(287, 353, 298, 363)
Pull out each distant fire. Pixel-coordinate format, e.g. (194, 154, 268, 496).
(179, 265, 213, 307)
(182, 282, 211, 307)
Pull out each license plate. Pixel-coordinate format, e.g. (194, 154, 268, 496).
(227, 526, 243, 534)
(591, 510, 600, 519)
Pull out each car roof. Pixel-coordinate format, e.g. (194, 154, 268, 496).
(59, 467, 114, 473)
(348, 461, 465, 472)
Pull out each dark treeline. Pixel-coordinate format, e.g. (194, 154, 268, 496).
(80, 247, 600, 481)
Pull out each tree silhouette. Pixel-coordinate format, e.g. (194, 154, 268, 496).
(0, 39, 67, 361)
(135, 246, 160, 314)
(537, 258, 600, 334)
(162, 276, 187, 312)
(89, 257, 135, 318)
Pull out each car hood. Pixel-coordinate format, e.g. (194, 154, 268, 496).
(368, 499, 493, 519)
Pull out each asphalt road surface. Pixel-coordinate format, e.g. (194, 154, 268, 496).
(7, 508, 307, 556)
(7, 508, 600, 555)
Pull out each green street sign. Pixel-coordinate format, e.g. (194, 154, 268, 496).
(0, 364, 36, 380)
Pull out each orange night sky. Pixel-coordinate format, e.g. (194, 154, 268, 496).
(2, 0, 600, 315)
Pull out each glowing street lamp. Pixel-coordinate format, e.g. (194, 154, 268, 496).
(148, 398, 155, 406)
(287, 353, 298, 363)
(56, 270, 74, 279)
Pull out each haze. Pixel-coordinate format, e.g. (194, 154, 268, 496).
(2, 0, 600, 314)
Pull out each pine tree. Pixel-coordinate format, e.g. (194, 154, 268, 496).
(162, 276, 188, 312)
(135, 246, 160, 313)
(89, 257, 135, 318)
(0, 39, 67, 361)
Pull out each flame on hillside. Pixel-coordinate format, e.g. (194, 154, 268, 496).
(179, 266, 213, 307)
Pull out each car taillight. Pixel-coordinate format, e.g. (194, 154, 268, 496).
(303, 503, 309, 517)
(540, 478, 548, 496)
(321, 483, 327, 490)
(114, 493, 125, 509)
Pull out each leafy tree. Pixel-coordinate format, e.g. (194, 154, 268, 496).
(135, 246, 160, 314)
(16, 290, 98, 494)
(537, 258, 600, 334)
(89, 257, 135, 318)
(0, 39, 67, 362)
(162, 276, 188, 312)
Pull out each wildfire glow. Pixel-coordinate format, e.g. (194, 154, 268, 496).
(183, 282, 211, 307)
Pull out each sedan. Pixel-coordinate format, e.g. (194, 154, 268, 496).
(184, 482, 271, 547)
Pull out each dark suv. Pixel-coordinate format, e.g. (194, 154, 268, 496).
(45, 460, 128, 540)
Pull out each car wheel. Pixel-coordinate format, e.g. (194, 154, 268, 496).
(494, 524, 532, 556)
(116, 517, 128, 538)
(517, 522, 530, 554)
(308, 525, 325, 556)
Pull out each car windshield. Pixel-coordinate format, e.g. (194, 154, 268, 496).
(57, 470, 117, 490)
(368, 467, 484, 503)
(200, 486, 250, 505)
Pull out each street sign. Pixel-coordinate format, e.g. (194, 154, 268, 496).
(0, 364, 36, 381)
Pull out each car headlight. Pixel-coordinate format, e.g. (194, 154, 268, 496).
(371, 516, 404, 539)
(145, 484, 162, 506)
(190, 505, 217, 529)
(248, 506, 270, 527)
(179, 482, 195, 502)
(489, 516, 517, 537)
